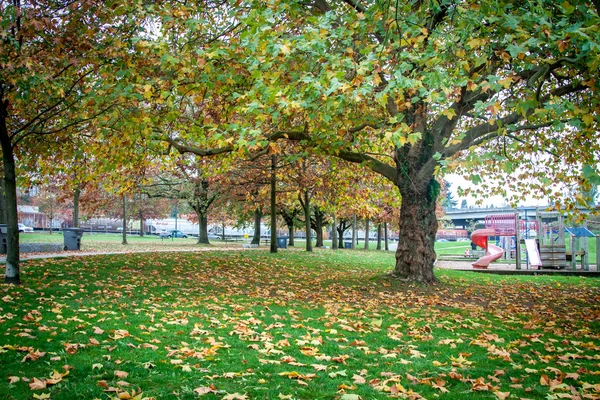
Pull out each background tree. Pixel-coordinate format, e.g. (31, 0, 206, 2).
(0, 1, 148, 284)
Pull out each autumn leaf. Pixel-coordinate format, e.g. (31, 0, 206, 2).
(114, 370, 129, 379)
(29, 377, 47, 390)
(193, 385, 217, 395)
(494, 391, 510, 400)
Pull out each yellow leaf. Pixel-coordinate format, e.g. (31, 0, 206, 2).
(441, 108, 456, 119)
(32, 394, 51, 400)
(280, 44, 291, 55)
(582, 114, 594, 126)
(372, 73, 382, 87)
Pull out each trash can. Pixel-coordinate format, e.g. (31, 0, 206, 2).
(277, 237, 288, 249)
(0, 224, 7, 254)
(63, 228, 84, 251)
(344, 242, 352, 249)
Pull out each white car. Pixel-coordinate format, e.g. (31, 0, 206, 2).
(18, 223, 34, 233)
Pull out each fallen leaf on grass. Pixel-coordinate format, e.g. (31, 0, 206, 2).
(340, 395, 362, 400)
(193, 385, 217, 395)
(222, 394, 248, 400)
(494, 391, 510, 400)
(32, 393, 50, 400)
(114, 370, 129, 378)
(29, 377, 47, 390)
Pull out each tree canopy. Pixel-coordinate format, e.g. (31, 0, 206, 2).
(2, 0, 599, 285)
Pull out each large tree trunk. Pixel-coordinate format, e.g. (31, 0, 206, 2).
(0, 179, 6, 225)
(392, 179, 439, 284)
(376, 223, 382, 250)
(1, 111, 20, 285)
(197, 212, 209, 244)
(331, 214, 338, 250)
(251, 207, 262, 245)
(270, 155, 277, 253)
(121, 195, 128, 245)
(73, 186, 80, 228)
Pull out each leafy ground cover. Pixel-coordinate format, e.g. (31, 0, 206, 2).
(1, 250, 600, 399)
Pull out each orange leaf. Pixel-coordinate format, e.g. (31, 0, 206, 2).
(29, 378, 47, 390)
(114, 370, 129, 379)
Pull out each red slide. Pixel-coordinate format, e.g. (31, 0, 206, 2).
(471, 229, 504, 269)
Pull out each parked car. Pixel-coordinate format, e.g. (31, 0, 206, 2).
(159, 229, 188, 238)
(18, 223, 34, 233)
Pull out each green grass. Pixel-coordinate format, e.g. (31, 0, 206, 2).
(1, 249, 600, 399)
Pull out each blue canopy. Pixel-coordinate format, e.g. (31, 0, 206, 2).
(565, 227, 596, 237)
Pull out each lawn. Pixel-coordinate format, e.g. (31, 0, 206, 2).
(18, 232, 238, 253)
(1, 249, 600, 399)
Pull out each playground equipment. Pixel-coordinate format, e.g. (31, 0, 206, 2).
(534, 211, 598, 271)
(477, 210, 599, 270)
(482, 213, 542, 270)
(471, 228, 504, 268)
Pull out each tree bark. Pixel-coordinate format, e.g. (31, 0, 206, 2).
(139, 208, 144, 237)
(121, 195, 128, 245)
(336, 219, 350, 248)
(376, 222, 382, 250)
(270, 154, 277, 253)
(312, 207, 324, 248)
(73, 186, 80, 228)
(197, 212, 209, 244)
(364, 218, 370, 250)
(287, 224, 295, 246)
(332, 214, 338, 250)
(392, 179, 439, 283)
(384, 222, 389, 251)
(351, 214, 357, 249)
(251, 206, 262, 245)
(191, 179, 213, 244)
(281, 208, 297, 246)
(1, 108, 20, 285)
(0, 179, 6, 225)
(303, 190, 312, 252)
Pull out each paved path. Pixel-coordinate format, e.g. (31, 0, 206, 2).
(0, 246, 252, 263)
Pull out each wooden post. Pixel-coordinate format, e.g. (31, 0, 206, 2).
(583, 221, 589, 271)
(570, 235, 577, 271)
(596, 235, 600, 271)
(515, 212, 521, 270)
(558, 215, 565, 246)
